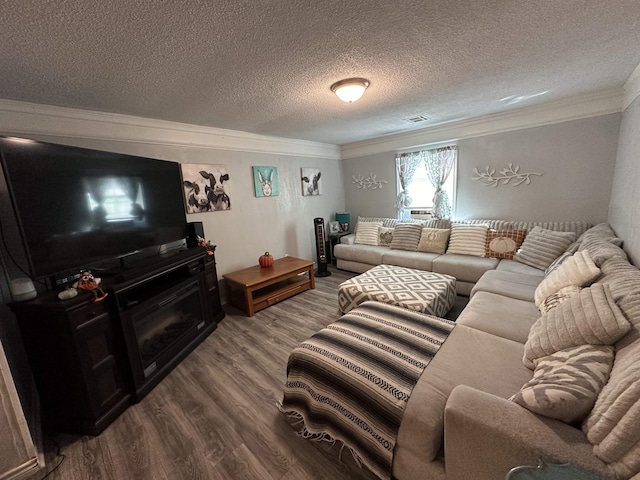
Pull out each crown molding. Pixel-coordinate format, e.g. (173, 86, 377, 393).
(623, 61, 640, 110)
(340, 88, 624, 159)
(0, 99, 341, 159)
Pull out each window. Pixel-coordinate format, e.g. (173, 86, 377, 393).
(404, 163, 455, 212)
(395, 146, 457, 219)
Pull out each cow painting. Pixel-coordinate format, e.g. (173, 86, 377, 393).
(301, 167, 322, 196)
(181, 163, 231, 213)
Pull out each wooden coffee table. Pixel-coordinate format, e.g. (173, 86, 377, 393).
(223, 256, 315, 316)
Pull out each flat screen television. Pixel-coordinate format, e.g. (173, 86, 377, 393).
(1, 137, 188, 280)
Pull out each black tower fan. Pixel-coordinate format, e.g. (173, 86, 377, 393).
(314, 217, 331, 277)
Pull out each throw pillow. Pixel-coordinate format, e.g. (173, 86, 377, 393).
(544, 251, 573, 277)
(511, 344, 614, 424)
(582, 319, 640, 475)
(523, 283, 630, 369)
(514, 226, 577, 271)
(354, 222, 382, 246)
(389, 223, 423, 251)
(485, 229, 527, 260)
(417, 228, 450, 254)
(534, 251, 601, 307)
(446, 224, 488, 257)
(539, 285, 582, 314)
(378, 226, 394, 246)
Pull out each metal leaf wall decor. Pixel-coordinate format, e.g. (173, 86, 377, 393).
(352, 173, 388, 190)
(472, 163, 542, 187)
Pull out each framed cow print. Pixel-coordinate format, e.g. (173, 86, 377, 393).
(301, 167, 322, 196)
(181, 163, 231, 213)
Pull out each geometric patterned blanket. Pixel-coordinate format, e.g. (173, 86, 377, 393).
(338, 264, 456, 316)
(279, 301, 455, 480)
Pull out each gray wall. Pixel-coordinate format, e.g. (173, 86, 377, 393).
(342, 114, 621, 224)
(0, 135, 345, 283)
(456, 114, 620, 221)
(608, 95, 640, 265)
(342, 152, 398, 221)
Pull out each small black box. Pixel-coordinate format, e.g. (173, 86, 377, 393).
(186, 221, 205, 248)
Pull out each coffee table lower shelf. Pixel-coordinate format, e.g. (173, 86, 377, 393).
(223, 257, 315, 316)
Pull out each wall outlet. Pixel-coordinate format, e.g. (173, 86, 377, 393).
(284, 253, 289, 257)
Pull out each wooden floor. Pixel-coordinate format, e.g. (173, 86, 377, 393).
(38, 266, 468, 480)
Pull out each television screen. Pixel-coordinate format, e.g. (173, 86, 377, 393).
(1, 137, 188, 279)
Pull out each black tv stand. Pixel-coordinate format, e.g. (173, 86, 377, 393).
(9, 247, 224, 435)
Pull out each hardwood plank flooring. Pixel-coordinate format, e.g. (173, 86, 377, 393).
(37, 266, 467, 480)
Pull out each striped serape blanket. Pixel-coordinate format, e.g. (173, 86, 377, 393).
(279, 300, 455, 480)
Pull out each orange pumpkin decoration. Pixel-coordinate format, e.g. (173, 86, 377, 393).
(259, 251, 274, 268)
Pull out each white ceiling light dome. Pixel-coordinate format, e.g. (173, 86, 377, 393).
(330, 78, 370, 103)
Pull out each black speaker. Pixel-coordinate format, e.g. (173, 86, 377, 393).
(314, 217, 331, 277)
(186, 221, 205, 248)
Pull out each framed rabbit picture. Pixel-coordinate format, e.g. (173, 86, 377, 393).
(252, 166, 279, 197)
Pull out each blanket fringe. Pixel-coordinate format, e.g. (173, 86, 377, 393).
(279, 404, 366, 473)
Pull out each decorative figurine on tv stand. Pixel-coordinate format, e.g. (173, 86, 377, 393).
(197, 235, 215, 255)
(73, 270, 108, 302)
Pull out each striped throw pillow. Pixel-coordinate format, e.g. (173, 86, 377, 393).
(510, 344, 614, 424)
(514, 226, 577, 270)
(446, 224, 489, 257)
(485, 229, 527, 259)
(354, 222, 381, 246)
(389, 223, 423, 251)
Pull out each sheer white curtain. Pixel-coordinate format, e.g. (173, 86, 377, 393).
(395, 152, 422, 219)
(423, 146, 457, 219)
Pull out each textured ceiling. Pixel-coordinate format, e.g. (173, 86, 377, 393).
(1, 0, 640, 145)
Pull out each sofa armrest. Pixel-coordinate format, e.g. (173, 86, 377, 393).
(339, 234, 356, 245)
(444, 385, 611, 480)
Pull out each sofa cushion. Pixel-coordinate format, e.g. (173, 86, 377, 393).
(378, 226, 394, 246)
(432, 254, 499, 284)
(456, 291, 540, 343)
(333, 244, 388, 265)
(523, 283, 630, 369)
(496, 259, 547, 277)
(390, 223, 423, 251)
(381, 250, 439, 271)
(354, 221, 381, 246)
(423, 218, 451, 229)
(417, 227, 450, 254)
(506, 221, 591, 239)
(583, 326, 640, 478)
(446, 224, 488, 257)
(395, 325, 533, 463)
(514, 226, 577, 271)
(470, 270, 541, 302)
(511, 344, 614, 424)
(485, 229, 527, 260)
(534, 251, 600, 307)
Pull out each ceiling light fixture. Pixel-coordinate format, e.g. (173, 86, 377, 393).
(330, 78, 370, 103)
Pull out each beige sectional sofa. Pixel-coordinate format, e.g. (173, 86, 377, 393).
(336, 220, 640, 479)
(333, 218, 591, 295)
(324, 221, 640, 480)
